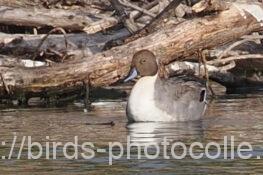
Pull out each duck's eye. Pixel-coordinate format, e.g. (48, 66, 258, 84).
(199, 90, 206, 102)
(140, 59, 146, 64)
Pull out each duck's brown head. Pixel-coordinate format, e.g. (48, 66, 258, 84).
(124, 50, 158, 82)
(132, 50, 158, 76)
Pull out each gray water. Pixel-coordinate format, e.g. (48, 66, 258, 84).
(0, 92, 263, 174)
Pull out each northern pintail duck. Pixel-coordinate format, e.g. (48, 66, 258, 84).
(125, 50, 207, 122)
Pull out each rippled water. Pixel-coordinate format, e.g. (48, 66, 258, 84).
(0, 92, 263, 174)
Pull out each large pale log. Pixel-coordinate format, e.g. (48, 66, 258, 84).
(0, 2, 262, 98)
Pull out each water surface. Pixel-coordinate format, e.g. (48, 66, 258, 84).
(0, 93, 263, 174)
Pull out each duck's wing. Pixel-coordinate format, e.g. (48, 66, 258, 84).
(155, 74, 206, 100)
(153, 75, 207, 121)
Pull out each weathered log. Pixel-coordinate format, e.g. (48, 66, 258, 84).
(0, 2, 262, 98)
(0, 1, 178, 35)
(0, 5, 118, 33)
(0, 0, 109, 8)
(0, 29, 130, 58)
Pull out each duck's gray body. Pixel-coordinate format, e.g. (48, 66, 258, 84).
(126, 74, 207, 122)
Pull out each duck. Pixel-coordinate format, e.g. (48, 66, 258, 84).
(124, 49, 207, 122)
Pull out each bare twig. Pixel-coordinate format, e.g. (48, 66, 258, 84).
(118, 0, 156, 18)
(32, 27, 68, 60)
(208, 54, 263, 65)
(131, 0, 159, 20)
(217, 61, 236, 71)
(0, 73, 10, 94)
(110, 0, 139, 33)
(242, 34, 263, 40)
(201, 50, 215, 96)
(218, 35, 263, 60)
(47, 48, 64, 59)
(192, 0, 229, 13)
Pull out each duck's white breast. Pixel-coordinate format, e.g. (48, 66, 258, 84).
(127, 75, 173, 122)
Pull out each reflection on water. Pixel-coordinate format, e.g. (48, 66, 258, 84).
(127, 122, 204, 144)
(0, 93, 263, 174)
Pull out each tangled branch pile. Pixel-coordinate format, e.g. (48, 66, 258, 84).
(0, 0, 262, 104)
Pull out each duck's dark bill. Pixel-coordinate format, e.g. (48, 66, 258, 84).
(124, 68, 138, 82)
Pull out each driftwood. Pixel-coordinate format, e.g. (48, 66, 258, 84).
(0, 0, 109, 8)
(105, 0, 187, 49)
(167, 61, 263, 92)
(0, 5, 119, 33)
(0, 29, 130, 58)
(0, 1, 182, 35)
(0, 1, 263, 99)
(0, 6, 91, 30)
